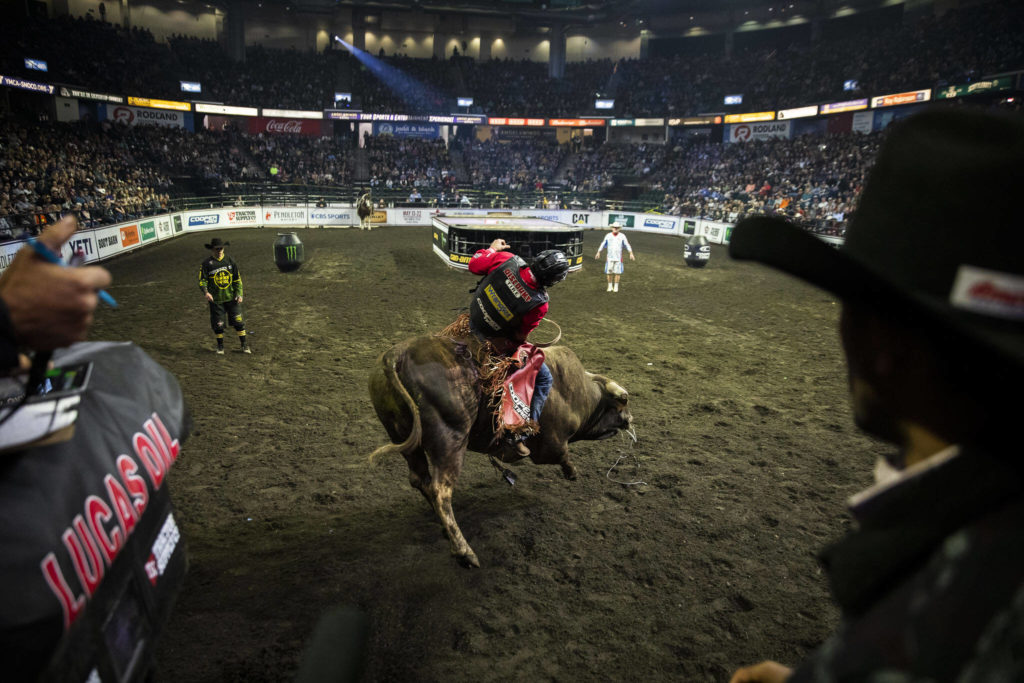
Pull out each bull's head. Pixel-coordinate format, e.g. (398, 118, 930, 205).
(586, 372, 633, 440)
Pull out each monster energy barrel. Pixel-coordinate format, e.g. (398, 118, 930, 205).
(274, 232, 305, 272)
(683, 234, 711, 268)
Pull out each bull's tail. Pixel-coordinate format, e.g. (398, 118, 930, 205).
(369, 350, 423, 462)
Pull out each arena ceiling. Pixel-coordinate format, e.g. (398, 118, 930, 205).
(291, 0, 895, 27)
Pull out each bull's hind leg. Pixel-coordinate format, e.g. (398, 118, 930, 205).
(403, 449, 432, 500)
(425, 471, 479, 568)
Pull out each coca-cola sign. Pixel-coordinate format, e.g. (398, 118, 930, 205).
(248, 117, 323, 136)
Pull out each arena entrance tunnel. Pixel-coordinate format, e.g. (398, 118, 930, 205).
(431, 215, 585, 270)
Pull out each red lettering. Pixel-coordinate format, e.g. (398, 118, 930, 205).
(969, 281, 1024, 306)
(134, 433, 165, 489)
(104, 473, 138, 537)
(41, 553, 86, 629)
(146, 413, 180, 465)
(86, 495, 122, 566)
(117, 454, 149, 517)
(63, 516, 104, 597)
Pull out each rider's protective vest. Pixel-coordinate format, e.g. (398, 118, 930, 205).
(469, 256, 548, 339)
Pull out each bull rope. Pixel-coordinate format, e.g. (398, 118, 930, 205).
(606, 427, 645, 486)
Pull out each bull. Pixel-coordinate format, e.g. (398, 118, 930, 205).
(369, 335, 633, 567)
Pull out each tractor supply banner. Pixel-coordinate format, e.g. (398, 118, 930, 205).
(104, 104, 188, 129)
(0, 342, 189, 680)
(373, 122, 441, 139)
(225, 208, 259, 226)
(726, 121, 791, 143)
(247, 117, 324, 136)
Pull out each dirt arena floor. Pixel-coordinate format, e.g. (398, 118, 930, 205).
(89, 225, 891, 682)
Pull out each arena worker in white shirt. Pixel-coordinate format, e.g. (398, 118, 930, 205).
(595, 221, 635, 292)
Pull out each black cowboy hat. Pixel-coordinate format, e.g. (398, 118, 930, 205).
(730, 108, 1024, 370)
(204, 237, 229, 249)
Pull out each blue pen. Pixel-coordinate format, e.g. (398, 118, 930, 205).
(28, 238, 118, 308)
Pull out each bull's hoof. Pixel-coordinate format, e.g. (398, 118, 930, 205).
(456, 550, 481, 568)
(561, 462, 579, 480)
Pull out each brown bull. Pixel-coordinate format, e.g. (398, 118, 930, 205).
(369, 335, 632, 567)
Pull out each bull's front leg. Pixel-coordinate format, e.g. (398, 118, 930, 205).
(530, 438, 578, 480)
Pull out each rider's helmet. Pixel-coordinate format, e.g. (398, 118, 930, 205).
(530, 250, 570, 287)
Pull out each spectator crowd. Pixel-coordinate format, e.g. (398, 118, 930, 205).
(0, 1, 1020, 117)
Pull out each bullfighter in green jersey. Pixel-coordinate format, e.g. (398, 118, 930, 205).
(199, 237, 250, 355)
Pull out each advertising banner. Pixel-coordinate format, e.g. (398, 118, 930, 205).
(225, 208, 259, 226)
(155, 216, 173, 240)
(309, 208, 356, 226)
(186, 212, 221, 229)
(871, 89, 931, 108)
(61, 232, 99, 264)
(819, 98, 869, 114)
(95, 226, 123, 259)
(372, 122, 441, 139)
(387, 208, 433, 226)
(640, 215, 677, 232)
(172, 214, 183, 233)
(139, 220, 158, 242)
(0, 74, 54, 94)
(852, 111, 874, 134)
(119, 224, 140, 248)
(606, 213, 635, 228)
(0, 241, 23, 276)
(727, 121, 791, 143)
(263, 208, 307, 226)
(247, 117, 324, 136)
(702, 221, 730, 245)
(935, 77, 1013, 100)
(370, 210, 388, 224)
(106, 105, 186, 129)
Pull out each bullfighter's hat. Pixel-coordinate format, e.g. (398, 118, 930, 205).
(729, 107, 1024, 370)
(204, 237, 229, 249)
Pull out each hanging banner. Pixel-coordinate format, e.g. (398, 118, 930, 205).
(372, 122, 441, 138)
(726, 121, 791, 143)
(106, 105, 186, 129)
(247, 117, 325, 136)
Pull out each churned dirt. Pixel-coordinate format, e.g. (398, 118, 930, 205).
(89, 225, 890, 682)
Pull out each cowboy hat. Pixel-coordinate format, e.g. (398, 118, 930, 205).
(610, 222, 622, 228)
(205, 237, 230, 249)
(729, 108, 1024, 369)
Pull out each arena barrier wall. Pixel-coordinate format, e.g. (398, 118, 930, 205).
(0, 204, 778, 276)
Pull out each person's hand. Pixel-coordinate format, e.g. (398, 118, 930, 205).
(595, 252, 601, 259)
(236, 295, 243, 303)
(0, 215, 112, 351)
(490, 239, 510, 251)
(205, 292, 214, 302)
(629, 252, 636, 261)
(729, 661, 793, 683)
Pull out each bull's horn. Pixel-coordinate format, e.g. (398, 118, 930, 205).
(606, 380, 628, 403)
